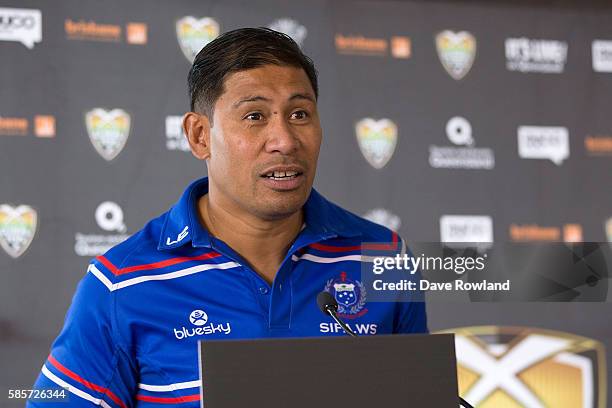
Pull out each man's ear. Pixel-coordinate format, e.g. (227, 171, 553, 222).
(183, 112, 211, 160)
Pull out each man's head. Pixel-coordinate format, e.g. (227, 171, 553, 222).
(183, 28, 322, 221)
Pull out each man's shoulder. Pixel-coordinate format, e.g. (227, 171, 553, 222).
(86, 211, 214, 289)
(94, 212, 165, 269)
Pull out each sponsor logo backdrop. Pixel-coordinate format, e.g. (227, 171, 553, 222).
(1, 0, 611, 406)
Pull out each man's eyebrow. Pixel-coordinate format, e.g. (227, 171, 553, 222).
(232, 93, 315, 108)
(232, 96, 270, 108)
(289, 92, 316, 103)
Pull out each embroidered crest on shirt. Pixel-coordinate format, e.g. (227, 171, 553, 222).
(324, 271, 368, 319)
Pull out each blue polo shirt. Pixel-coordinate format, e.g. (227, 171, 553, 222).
(29, 177, 427, 407)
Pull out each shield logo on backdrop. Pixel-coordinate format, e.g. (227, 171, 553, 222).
(267, 18, 307, 47)
(85, 108, 131, 161)
(435, 30, 477, 80)
(176, 16, 220, 63)
(324, 272, 368, 318)
(0, 205, 37, 259)
(355, 118, 398, 169)
(436, 326, 607, 407)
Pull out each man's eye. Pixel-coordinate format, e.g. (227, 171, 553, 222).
(291, 110, 308, 120)
(245, 112, 263, 121)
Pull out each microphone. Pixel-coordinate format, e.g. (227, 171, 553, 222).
(316, 291, 357, 337)
(316, 291, 474, 408)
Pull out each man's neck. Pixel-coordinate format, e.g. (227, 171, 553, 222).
(198, 194, 303, 284)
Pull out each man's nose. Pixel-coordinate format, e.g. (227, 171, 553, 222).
(265, 115, 299, 154)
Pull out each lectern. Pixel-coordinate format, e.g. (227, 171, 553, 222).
(199, 334, 460, 407)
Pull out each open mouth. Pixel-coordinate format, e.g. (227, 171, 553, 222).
(262, 170, 303, 181)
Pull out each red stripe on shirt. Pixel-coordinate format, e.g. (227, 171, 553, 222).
(310, 231, 399, 252)
(47, 355, 127, 408)
(136, 394, 200, 403)
(96, 252, 221, 276)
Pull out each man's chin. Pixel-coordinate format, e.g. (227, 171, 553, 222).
(252, 193, 309, 221)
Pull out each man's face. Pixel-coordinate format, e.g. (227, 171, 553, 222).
(206, 64, 321, 220)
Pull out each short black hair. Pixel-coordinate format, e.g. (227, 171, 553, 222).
(188, 27, 318, 119)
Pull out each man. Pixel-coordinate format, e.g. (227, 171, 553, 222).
(29, 28, 427, 407)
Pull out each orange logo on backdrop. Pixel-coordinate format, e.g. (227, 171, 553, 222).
(0, 116, 28, 135)
(335, 34, 387, 56)
(510, 223, 583, 243)
(563, 223, 583, 243)
(391, 36, 411, 58)
(126, 23, 147, 45)
(34, 115, 55, 138)
(335, 34, 411, 58)
(65, 19, 121, 41)
(585, 135, 612, 155)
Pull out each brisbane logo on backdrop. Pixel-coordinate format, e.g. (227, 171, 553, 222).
(0, 205, 37, 259)
(0, 114, 55, 138)
(437, 326, 607, 408)
(335, 33, 412, 59)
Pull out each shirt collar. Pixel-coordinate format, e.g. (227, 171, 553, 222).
(158, 176, 361, 251)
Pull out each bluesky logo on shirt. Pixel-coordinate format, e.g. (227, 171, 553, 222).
(174, 309, 231, 339)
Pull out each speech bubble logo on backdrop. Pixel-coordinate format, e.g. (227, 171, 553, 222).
(267, 18, 307, 47)
(436, 30, 476, 80)
(437, 326, 606, 408)
(0, 7, 42, 49)
(440, 215, 493, 251)
(176, 16, 220, 63)
(355, 118, 398, 169)
(518, 126, 569, 165)
(85, 108, 131, 161)
(0, 204, 37, 258)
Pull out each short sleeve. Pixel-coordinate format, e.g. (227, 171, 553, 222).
(27, 267, 137, 407)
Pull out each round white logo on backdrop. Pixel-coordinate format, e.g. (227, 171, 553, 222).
(446, 116, 473, 146)
(189, 310, 208, 326)
(95, 201, 126, 233)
